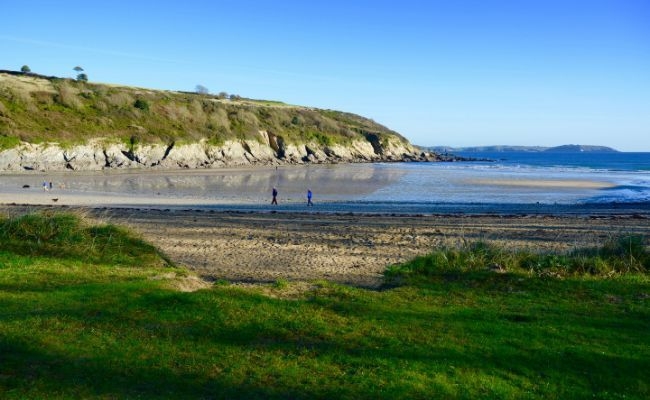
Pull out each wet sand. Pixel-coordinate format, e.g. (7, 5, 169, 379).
(2, 204, 648, 288)
(465, 178, 616, 189)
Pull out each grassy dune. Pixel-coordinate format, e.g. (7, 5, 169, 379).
(0, 212, 648, 399)
(0, 71, 406, 149)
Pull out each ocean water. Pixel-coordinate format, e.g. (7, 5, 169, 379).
(362, 151, 650, 205)
(458, 151, 650, 204)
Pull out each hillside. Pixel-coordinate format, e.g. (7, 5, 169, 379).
(0, 71, 437, 171)
(544, 144, 619, 153)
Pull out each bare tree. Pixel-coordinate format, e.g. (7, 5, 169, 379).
(195, 84, 209, 94)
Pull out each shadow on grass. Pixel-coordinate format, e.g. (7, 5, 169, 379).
(0, 337, 318, 399)
(1, 274, 649, 398)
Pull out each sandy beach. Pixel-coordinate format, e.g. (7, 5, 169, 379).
(2, 203, 648, 288)
(2, 163, 648, 287)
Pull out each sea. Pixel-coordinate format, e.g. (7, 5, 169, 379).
(365, 151, 650, 205)
(327, 151, 650, 215)
(3, 151, 650, 215)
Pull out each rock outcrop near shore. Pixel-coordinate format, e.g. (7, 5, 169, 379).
(0, 70, 445, 171)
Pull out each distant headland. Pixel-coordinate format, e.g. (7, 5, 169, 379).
(428, 144, 620, 153)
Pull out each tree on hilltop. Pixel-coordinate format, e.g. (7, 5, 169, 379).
(195, 84, 209, 94)
(21, 65, 31, 73)
(73, 66, 88, 82)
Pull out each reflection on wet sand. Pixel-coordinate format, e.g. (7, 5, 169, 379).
(0, 164, 406, 204)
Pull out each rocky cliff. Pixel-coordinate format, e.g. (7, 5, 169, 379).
(0, 71, 440, 171)
(0, 133, 439, 172)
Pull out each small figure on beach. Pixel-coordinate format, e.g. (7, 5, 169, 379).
(271, 187, 278, 205)
(307, 189, 313, 206)
(42, 181, 48, 191)
(49, 182, 53, 190)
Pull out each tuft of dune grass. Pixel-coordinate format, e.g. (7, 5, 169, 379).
(386, 236, 649, 285)
(0, 211, 173, 267)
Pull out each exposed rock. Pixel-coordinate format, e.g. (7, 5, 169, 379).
(242, 139, 277, 163)
(160, 142, 207, 169)
(0, 133, 448, 172)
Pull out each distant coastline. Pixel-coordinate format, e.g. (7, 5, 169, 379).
(428, 144, 620, 153)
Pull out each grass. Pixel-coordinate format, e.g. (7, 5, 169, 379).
(0, 71, 405, 149)
(0, 212, 648, 399)
(385, 238, 649, 283)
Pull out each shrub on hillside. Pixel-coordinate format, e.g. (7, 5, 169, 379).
(133, 99, 149, 111)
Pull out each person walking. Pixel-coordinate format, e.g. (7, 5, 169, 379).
(271, 187, 278, 205)
(307, 189, 313, 206)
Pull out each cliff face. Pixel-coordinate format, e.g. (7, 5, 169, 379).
(0, 71, 440, 171)
(0, 133, 437, 172)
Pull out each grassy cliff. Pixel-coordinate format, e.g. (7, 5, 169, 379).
(0, 70, 408, 150)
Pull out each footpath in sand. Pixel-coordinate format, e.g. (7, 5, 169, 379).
(3, 205, 648, 288)
(110, 210, 650, 288)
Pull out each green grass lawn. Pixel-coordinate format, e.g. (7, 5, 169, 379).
(1, 212, 648, 399)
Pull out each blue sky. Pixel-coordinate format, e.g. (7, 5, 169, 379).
(2, 0, 649, 151)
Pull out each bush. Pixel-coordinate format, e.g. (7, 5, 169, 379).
(133, 98, 149, 111)
(55, 84, 83, 109)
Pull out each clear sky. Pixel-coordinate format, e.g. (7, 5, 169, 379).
(2, 0, 649, 151)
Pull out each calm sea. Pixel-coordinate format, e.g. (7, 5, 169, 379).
(456, 151, 650, 172)
(348, 151, 650, 213)
(454, 152, 650, 204)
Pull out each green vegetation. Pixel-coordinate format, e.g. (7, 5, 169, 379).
(133, 98, 150, 111)
(0, 212, 171, 267)
(386, 238, 649, 284)
(1, 212, 648, 399)
(0, 71, 406, 148)
(0, 134, 20, 150)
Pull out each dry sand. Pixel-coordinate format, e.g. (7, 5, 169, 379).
(2, 204, 648, 288)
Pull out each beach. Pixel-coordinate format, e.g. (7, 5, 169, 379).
(2, 204, 648, 288)
(2, 161, 649, 287)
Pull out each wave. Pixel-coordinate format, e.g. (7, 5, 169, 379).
(583, 184, 650, 204)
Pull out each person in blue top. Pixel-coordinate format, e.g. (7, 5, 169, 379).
(271, 187, 278, 205)
(307, 189, 313, 206)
